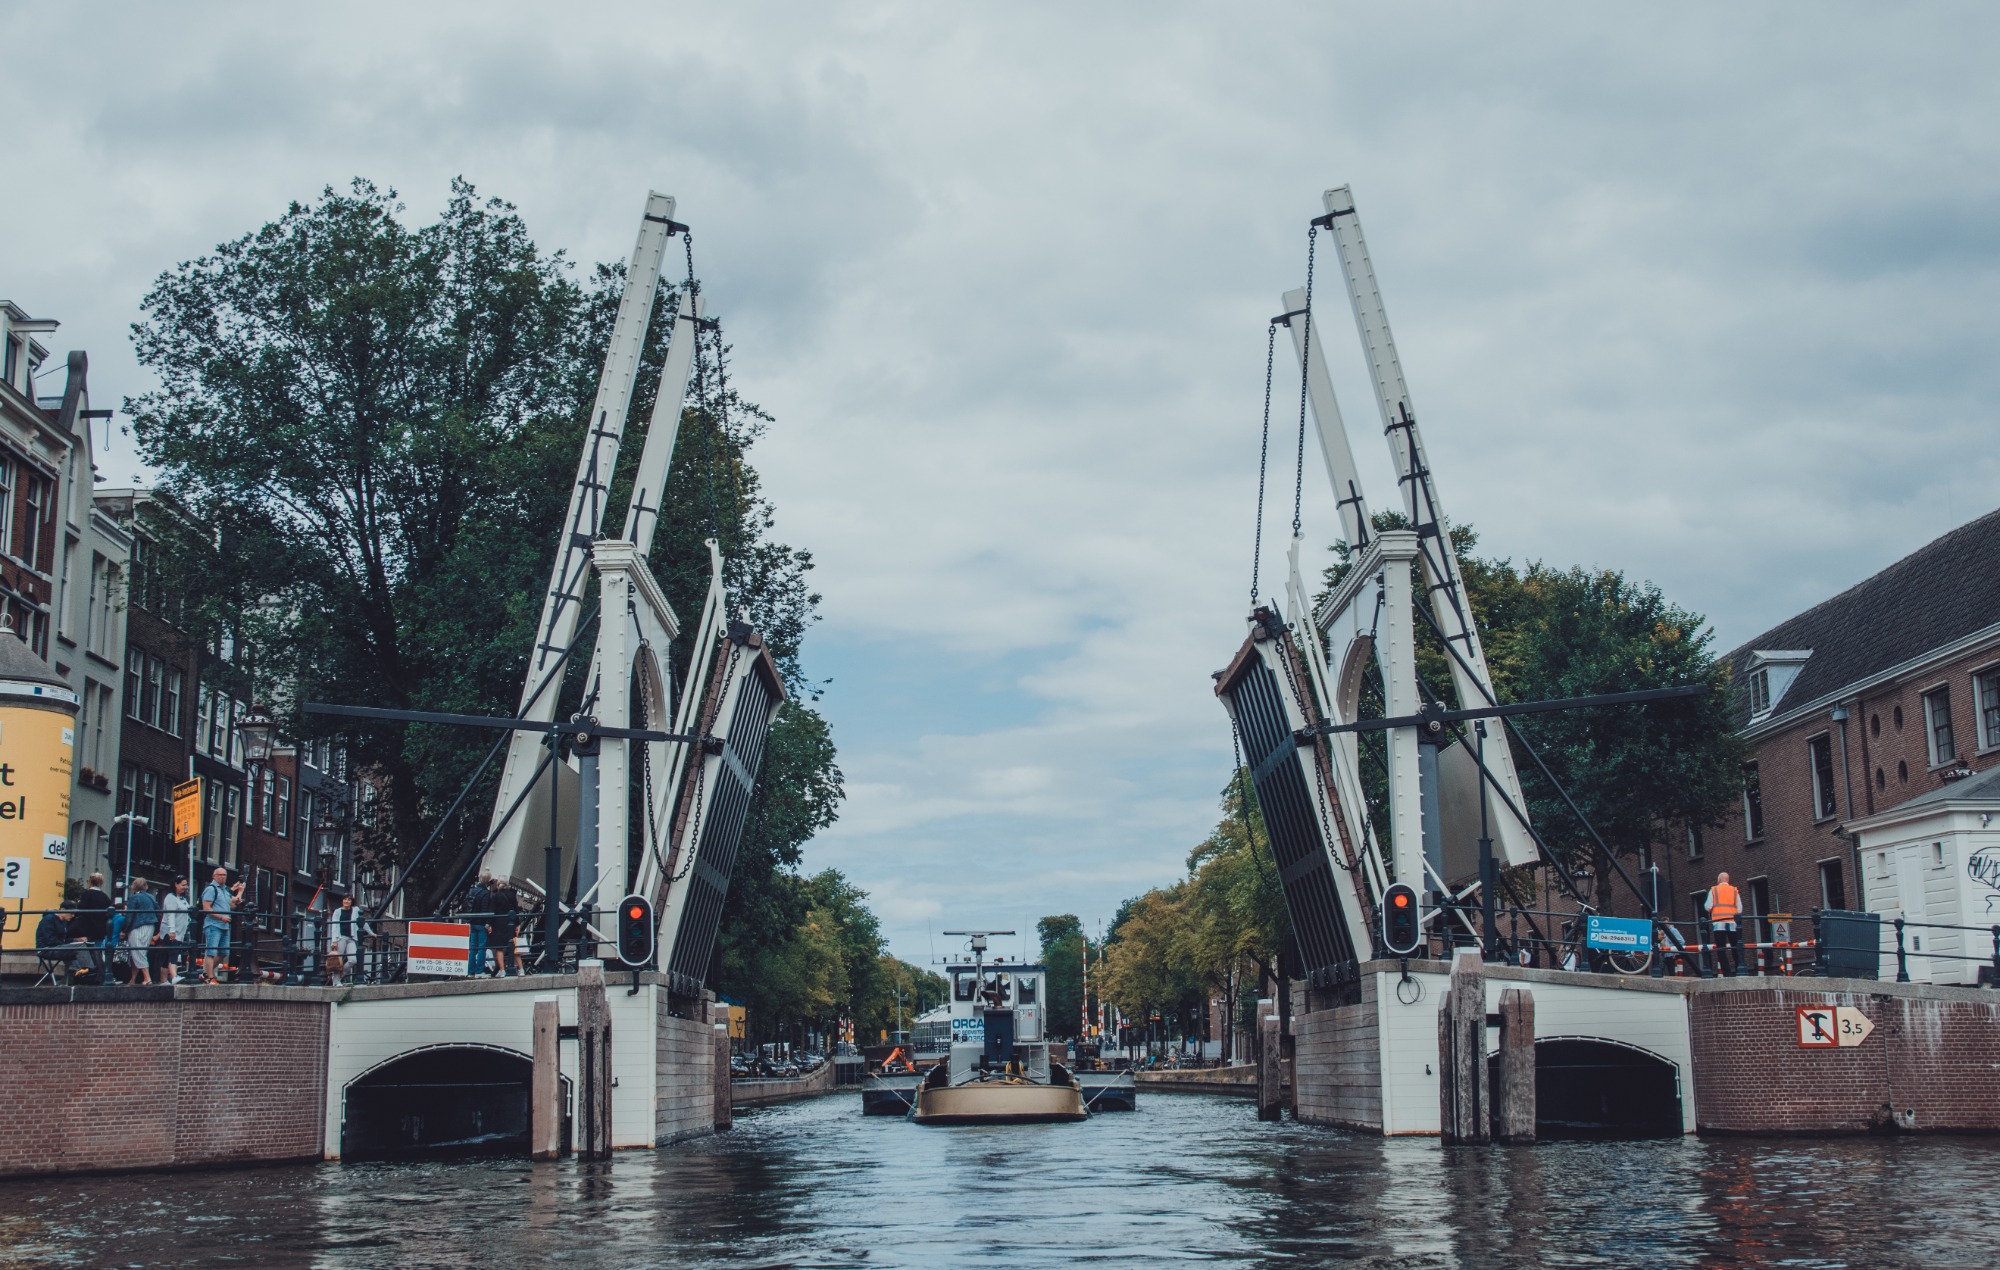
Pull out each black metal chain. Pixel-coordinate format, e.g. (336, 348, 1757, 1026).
(1294, 226, 1318, 539)
(1251, 322, 1276, 606)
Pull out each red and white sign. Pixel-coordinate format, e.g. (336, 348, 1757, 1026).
(1796, 1005, 1838, 1048)
(409, 921, 472, 977)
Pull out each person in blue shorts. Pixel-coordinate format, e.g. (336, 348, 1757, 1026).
(200, 866, 235, 983)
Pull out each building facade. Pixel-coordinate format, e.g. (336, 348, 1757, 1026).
(1, 303, 133, 886)
(1704, 509, 2000, 936)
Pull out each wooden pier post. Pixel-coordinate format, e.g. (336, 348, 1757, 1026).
(576, 961, 614, 1160)
(1494, 987, 1536, 1144)
(712, 1002, 734, 1131)
(1439, 952, 1489, 1144)
(1257, 1004, 1282, 1122)
(531, 995, 562, 1161)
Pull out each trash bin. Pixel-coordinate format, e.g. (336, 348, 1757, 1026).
(1815, 910, 1881, 980)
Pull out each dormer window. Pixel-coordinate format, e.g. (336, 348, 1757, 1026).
(1746, 650, 1812, 719)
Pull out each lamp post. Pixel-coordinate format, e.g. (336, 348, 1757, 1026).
(111, 813, 149, 901)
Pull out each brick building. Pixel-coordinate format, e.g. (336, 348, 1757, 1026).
(1705, 509, 2000, 932)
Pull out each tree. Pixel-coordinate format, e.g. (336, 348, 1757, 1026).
(1321, 513, 1742, 908)
(126, 178, 846, 923)
(1037, 915, 1087, 1040)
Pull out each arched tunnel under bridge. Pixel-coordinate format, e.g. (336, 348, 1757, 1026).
(343, 1044, 569, 1161)
(1489, 1037, 1683, 1139)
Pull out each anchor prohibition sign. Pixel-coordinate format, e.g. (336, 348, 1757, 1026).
(1797, 1005, 1875, 1048)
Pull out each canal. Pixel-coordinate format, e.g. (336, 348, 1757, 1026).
(2, 1093, 1996, 1267)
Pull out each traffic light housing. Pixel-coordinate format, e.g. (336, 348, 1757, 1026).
(1381, 882, 1422, 956)
(616, 893, 655, 968)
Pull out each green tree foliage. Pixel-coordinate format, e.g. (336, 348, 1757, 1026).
(125, 179, 851, 986)
(1036, 915, 1086, 1039)
(1320, 512, 1742, 901)
(853, 955, 949, 1046)
(1098, 776, 1288, 1054)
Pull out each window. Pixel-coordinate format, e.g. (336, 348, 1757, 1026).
(1741, 763, 1764, 840)
(84, 553, 100, 652)
(223, 785, 241, 865)
(1808, 734, 1837, 820)
(119, 763, 138, 817)
(1978, 668, 2000, 752)
(1818, 859, 1847, 911)
(255, 766, 274, 832)
(275, 776, 292, 840)
(203, 781, 222, 860)
(1933, 841, 1946, 869)
(296, 791, 315, 874)
(0, 457, 13, 557)
(1748, 668, 1771, 715)
(57, 541, 73, 636)
(144, 656, 164, 729)
(139, 771, 159, 831)
(1923, 688, 1955, 766)
(1017, 977, 1038, 1005)
(955, 974, 977, 1001)
(20, 474, 49, 571)
(162, 668, 183, 738)
(1746, 876, 1772, 919)
(97, 563, 119, 655)
(125, 648, 144, 720)
(196, 684, 213, 754)
(1687, 823, 1704, 860)
(228, 699, 244, 767)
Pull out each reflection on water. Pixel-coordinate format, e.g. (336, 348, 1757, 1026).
(1, 1094, 1995, 1267)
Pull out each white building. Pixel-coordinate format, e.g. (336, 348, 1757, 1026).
(1847, 764, 2000, 985)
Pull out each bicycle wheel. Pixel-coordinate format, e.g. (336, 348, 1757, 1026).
(1608, 949, 1652, 975)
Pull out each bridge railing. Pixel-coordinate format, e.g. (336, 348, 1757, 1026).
(1, 903, 637, 988)
(1424, 903, 2000, 985)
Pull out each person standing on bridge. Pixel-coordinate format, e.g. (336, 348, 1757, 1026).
(1705, 871, 1744, 977)
(489, 878, 521, 976)
(200, 867, 234, 983)
(463, 875, 493, 977)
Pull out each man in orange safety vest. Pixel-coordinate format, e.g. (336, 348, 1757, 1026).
(1705, 871, 1744, 977)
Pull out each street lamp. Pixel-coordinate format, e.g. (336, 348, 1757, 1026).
(239, 705, 278, 764)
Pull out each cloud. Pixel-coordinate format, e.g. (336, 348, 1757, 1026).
(4, 1, 1996, 960)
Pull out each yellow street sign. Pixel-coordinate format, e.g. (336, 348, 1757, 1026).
(172, 778, 202, 843)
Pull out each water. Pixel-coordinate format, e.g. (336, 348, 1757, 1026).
(3, 1094, 1996, 1268)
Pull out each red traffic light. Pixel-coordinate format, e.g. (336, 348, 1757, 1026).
(1391, 892, 1411, 908)
(616, 893, 655, 968)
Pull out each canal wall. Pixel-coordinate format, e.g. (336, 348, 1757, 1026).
(1289, 959, 2000, 1138)
(1133, 1065, 1258, 1096)
(0, 972, 727, 1177)
(1690, 979, 2000, 1134)
(0, 988, 328, 1177)
(732, 1060, 836, 1108)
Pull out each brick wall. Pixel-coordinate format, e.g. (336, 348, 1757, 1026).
(1689, 983, 2000, 1133)
(1292, 976, 1382, 1131)
(0, 994, 329, 1176)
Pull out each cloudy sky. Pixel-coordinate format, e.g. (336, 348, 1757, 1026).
(5, 3, 1995, 965)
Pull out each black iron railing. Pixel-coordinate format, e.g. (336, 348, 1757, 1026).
(1, 903, 633, 988)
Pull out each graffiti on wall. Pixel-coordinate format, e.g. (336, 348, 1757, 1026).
(1969, 846, 2000, 915)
